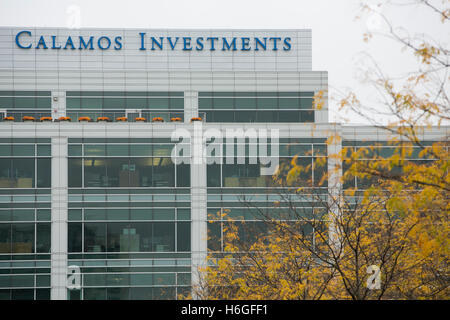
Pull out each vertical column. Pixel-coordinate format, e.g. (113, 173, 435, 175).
(327, 124, 342, 252)
(184, 90, 198, 123)
(51, 91, 66, 120)
(190, 122, 207, 299)
(50, 137, 68, 300)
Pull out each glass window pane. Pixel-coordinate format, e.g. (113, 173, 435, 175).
(279, 98, 299, 109)
(0, 145, 12, 156)
(126, 98, 146, 109)
(169, 98, 184, 109)
(107, 222, 131, 252)
(213, 111, 234, 122)
(148, 98, 169, 109)
(131, 222, 152, 252)
(234, 111, 256, 122)
(152, 158, 175, 187)
(37, 209, 51, 221)
(84, 223, 106, 252)
(37, 158, 51, 188)
(176, 164, 190, 187)
(107, 158, 132, 187)
(299, 98, 313, 109)
(153, 222, 175, 252)
(12, 209, 34, 221)
(0, 97, 13, 108)
(68, 145, 82, 157)
(36, 223, 51, 253)
(177, 222, 190, 252)
(198, 98, 212, 109)
(68, 209, 82, 221)
(85, 209, 106, 220)
(235, 98, 256, 109)
(153, 209, 175, 220)
(300, 110, 314, 122)
(84, 158, 107, 187)
(213, 98, 234, 109)
(11, 289, 34, 300)
(83, 288, 106, 300)
(130, 287, 153, 300)
(106, 144, 128, 156)
(37, 145, 51, 156)
(279, 111, 300, 122)
(134, 158, 152, 187)
(207, 164, 221, 187)
(12, 223, 34, 253)
(107, 209, 129, 220)
(66, 98, 80, 109)
(130, 209, 151, 221)
(36, 97, 51, 109)
(12, 145, 34, 156)
(0, 224, 11, 253)
(0, 210, 11, 222)
(257, 98, 277, 109)
(68, 158, 82, 188)
(129, 144, 152, 156)
(177, 209, 190, 220)
(84, 145, 106, 156)
(81, 98, 103, 109)
(68, 222, 82, 252)
(256, 111, 277, 122)
(12, 158, 35, 188)
(107, 287, 129, 300)
(15, 97, 35, 109)
(36, 289, 50, 300)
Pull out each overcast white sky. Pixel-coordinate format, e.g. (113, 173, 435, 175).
(0, 0, 448, 123)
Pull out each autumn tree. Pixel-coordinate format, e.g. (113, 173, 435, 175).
(188, 0, 449, 300)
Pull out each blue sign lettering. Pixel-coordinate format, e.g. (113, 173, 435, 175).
(13, 31, 294, 52)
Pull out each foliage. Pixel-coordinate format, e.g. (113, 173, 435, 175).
(187, 0, 449, 300)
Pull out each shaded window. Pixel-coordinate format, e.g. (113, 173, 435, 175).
(176, 164, 190, 187)
(12, 223, 34, 253)
(84, 223, 106, 252)
(153, 222, 175, 252)
(177, 222, 190, 252)
(68, 158, 82, 188)
(68, 222, 82, 252)
(36, 223, 51, 253)
(107, 222, 131, 252)
(37, 158, 51, 188)
(0, 224, 11, 253)
(207, 164, 221, 187)
(106, 158, 131, 187)
(84, 158, 107, 188)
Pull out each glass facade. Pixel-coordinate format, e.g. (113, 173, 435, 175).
(0, 138, 51, 300)
(66, 91, 184, 122)
(66, 138, 191, 300)
(206, 138, 327, 252)
(0, 91, 52, 121)
(199, 92, 315, 123)
(341, 140, 443, 190)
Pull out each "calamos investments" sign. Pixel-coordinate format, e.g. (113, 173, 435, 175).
(15, 31, 293, 52)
